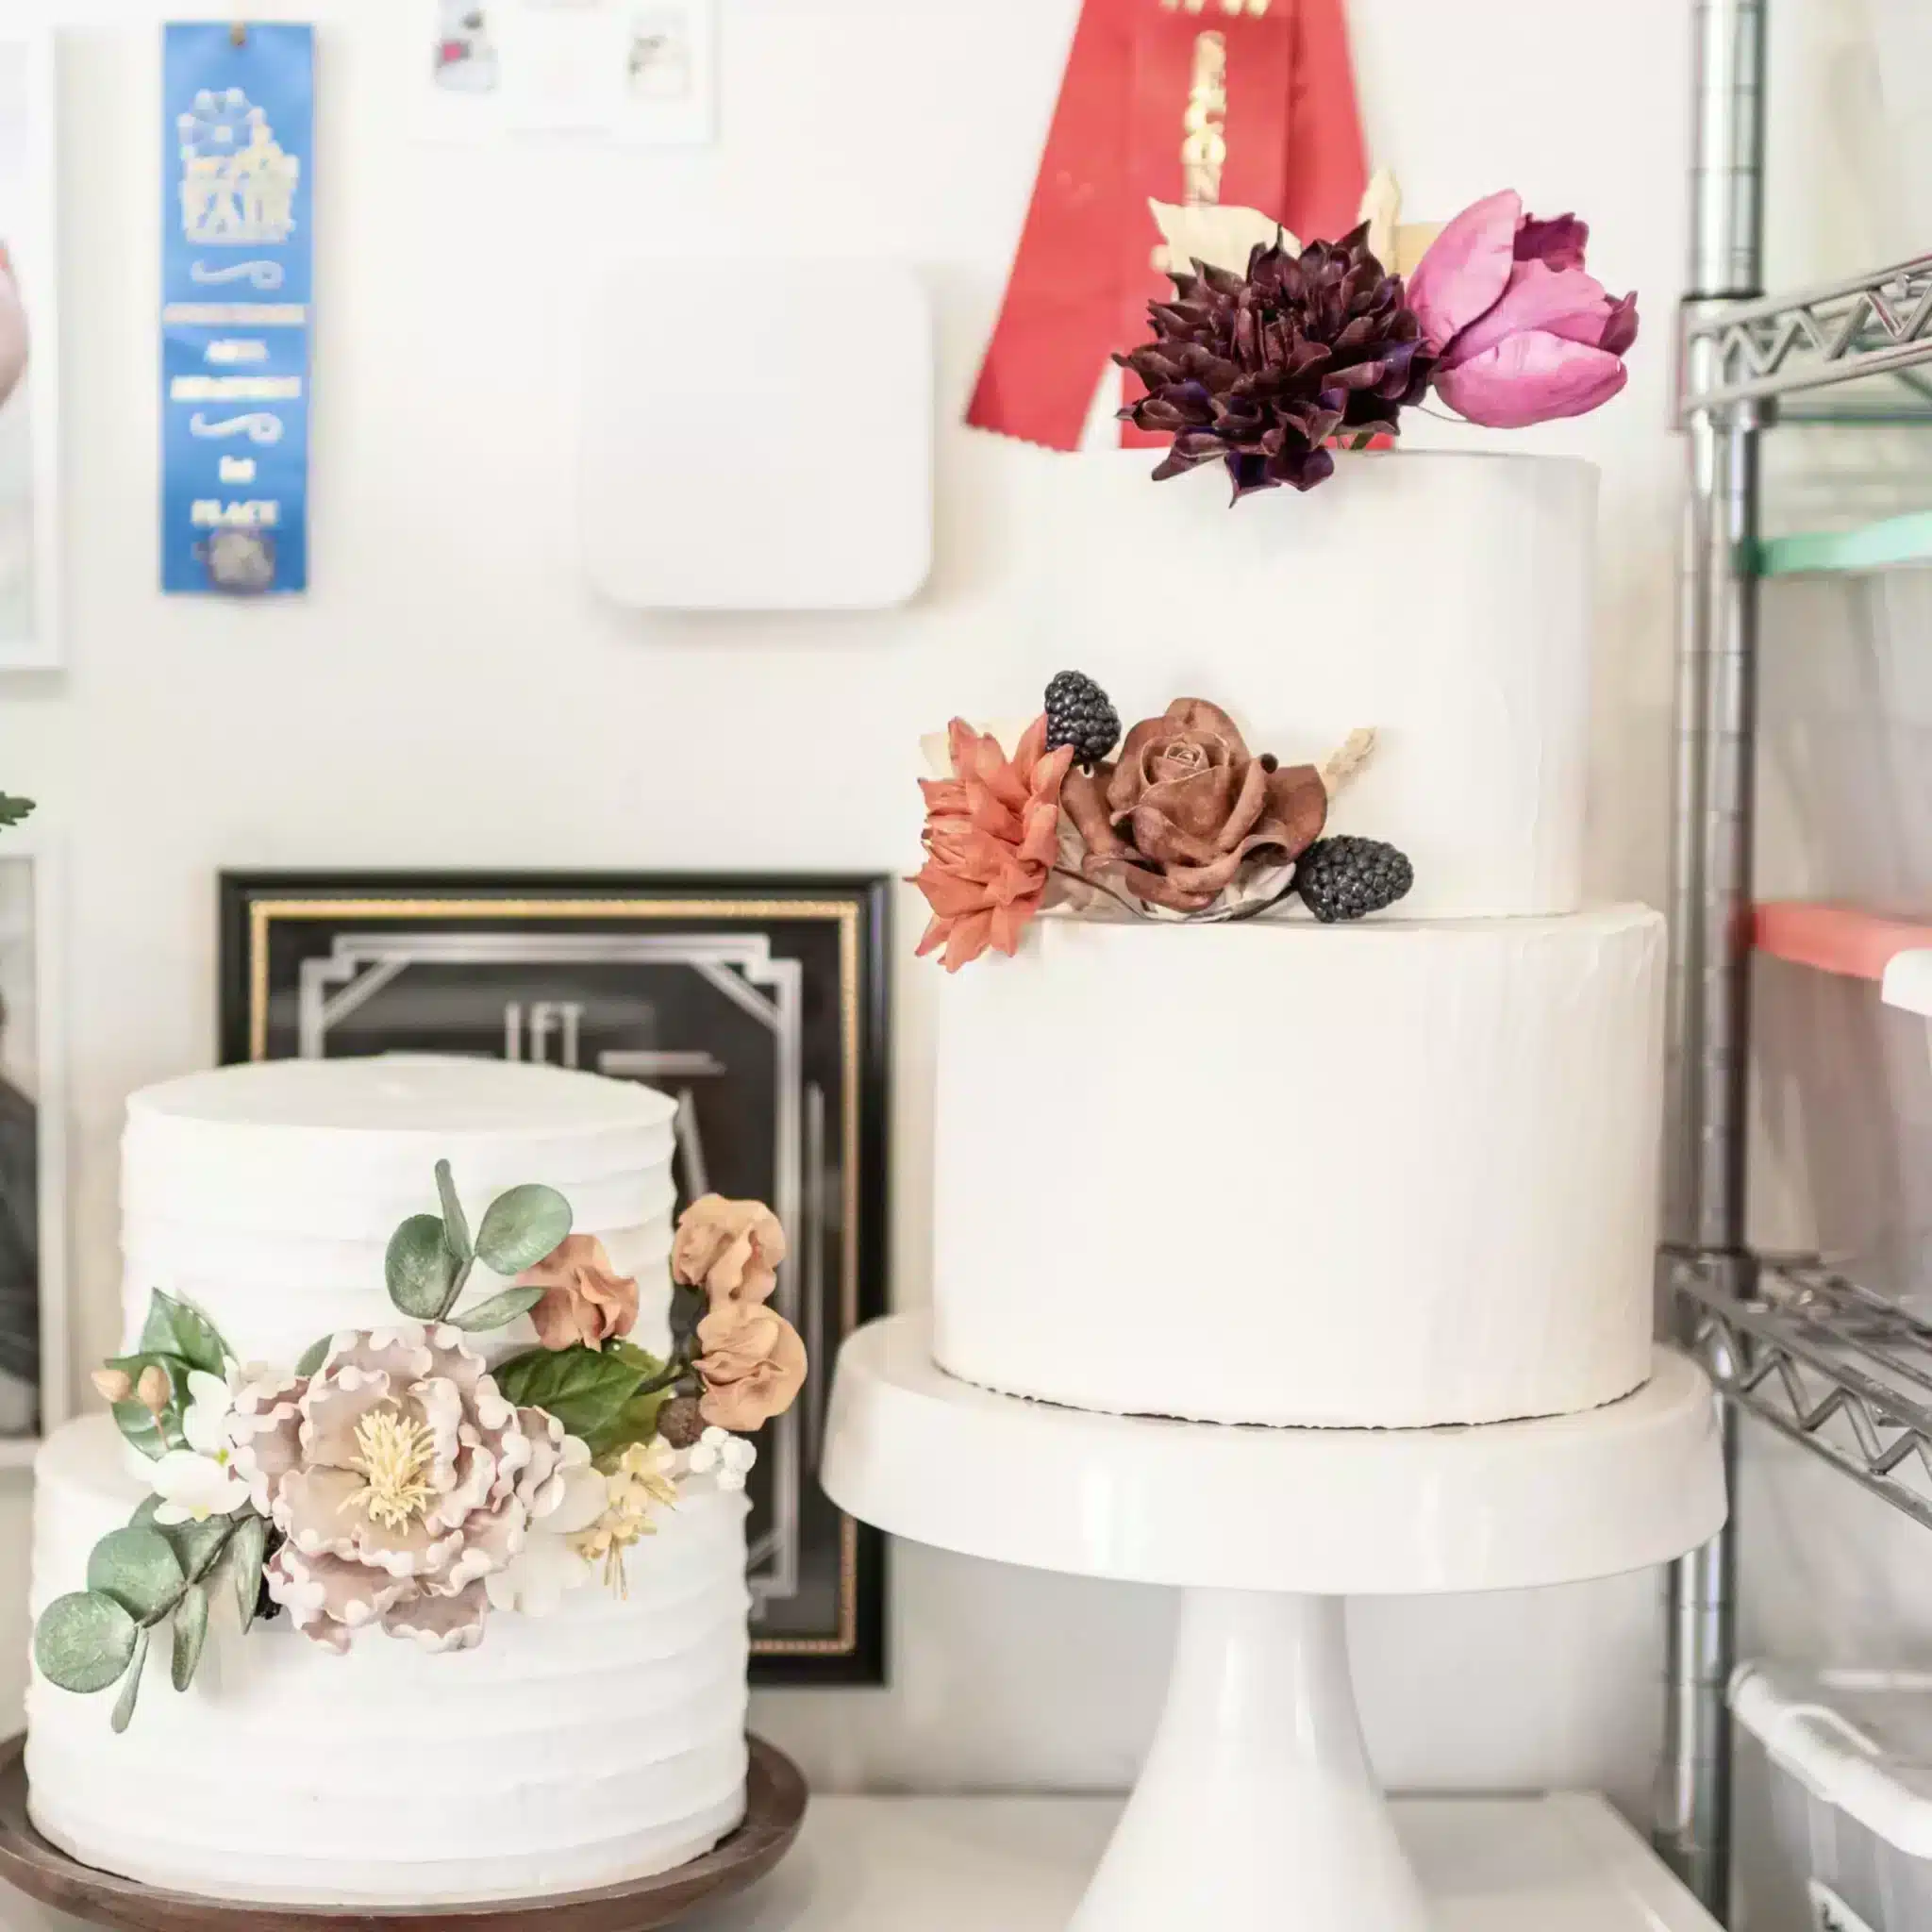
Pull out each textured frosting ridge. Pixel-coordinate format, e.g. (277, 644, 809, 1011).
(120, 1057, 680, 1366)
(932, 908, 1664, 1428)
(27, 1417, 751, 1904)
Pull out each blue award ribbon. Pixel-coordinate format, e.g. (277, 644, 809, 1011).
(160, 23, 313, 595)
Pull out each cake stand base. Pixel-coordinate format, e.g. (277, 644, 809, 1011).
(0, 1733, 806, 1932)
(1076, 1590, 1426, 1931)
(823, 1314, 1729, 1932)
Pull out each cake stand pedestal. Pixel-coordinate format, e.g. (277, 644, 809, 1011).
(822, 1315, 1727, 1932)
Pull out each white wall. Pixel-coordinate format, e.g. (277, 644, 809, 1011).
(0, 0, 1707, 1823)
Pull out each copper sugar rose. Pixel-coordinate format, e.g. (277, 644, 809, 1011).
(1061, 699, 1327, 914)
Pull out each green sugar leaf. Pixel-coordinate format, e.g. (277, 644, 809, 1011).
(435, 1158, 474, 1264)
(494, 1343, 642, 1443)
(110, 1629, 149, 1734)
(386, 1213, 458, 1320)
(586, 1386, 675, 1462)
(34, 1592, 138, 1694)
(607, 1338, 668, 1379)
(474, 1184, 572, 1276)
(87, 1526, 185, 1624)
(293, 1334, 334, 1378)
(137, 1291, 228, 1377)
(171, 1584, 210, 1692)
(110, 1399, 170, 1463)
(226, 1514, 268, 1633)
(158, 1511, 234, 1585)
(449, 1285, 545, 1334)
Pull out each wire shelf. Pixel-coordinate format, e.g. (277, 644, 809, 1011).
(1676, 1255, 1932, 1529)
(1682, 256, 1932, 413)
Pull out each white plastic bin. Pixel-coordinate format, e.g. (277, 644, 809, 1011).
(1732, 1664, 1932, 1931)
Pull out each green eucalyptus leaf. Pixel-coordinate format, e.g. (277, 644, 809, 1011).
(34, 1592, 138, 1694)
(158, 1511, 235, 1585)
(434, 1159, 474, 1264)
(385, 1213, 458, 1320)
(493, 1343, 641, 1441)
(0, 794, 34, 829)
(226, 1513, 268, 1633)
(87, 1526, 185, 1624)
(110, 1629, 149, 1734)
(293, 1334, 334, 1378)
(474, 1184, 572, 1276)
(130, 1495, 161, 1529)
(171, 1584, 209, 1692)
(449, 1285, 545, 1334)
(110, 1399, 170, 1462)
(138, 1291, 227, 1377)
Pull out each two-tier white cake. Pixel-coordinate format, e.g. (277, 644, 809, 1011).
(26, 1057, 759, 1906)
(927, 452, 1665, 1429)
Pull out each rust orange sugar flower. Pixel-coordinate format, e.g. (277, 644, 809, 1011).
(909, 715, 1074, 973)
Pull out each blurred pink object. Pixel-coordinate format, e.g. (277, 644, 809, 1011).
(1407, 189, 1636, 428)
(0, 243, 27, 409)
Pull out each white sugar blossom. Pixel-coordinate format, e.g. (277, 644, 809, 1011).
(484, 1435, 605, 1618)
(686, 1426, 757, 1493)
(151, 1370, 252, 1524)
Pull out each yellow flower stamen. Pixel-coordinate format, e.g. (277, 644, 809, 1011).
(346, 1406, 439, 1531)
(568, 1442, 680, 1597)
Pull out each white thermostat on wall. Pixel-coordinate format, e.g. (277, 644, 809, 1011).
(580, 257, 933, 611)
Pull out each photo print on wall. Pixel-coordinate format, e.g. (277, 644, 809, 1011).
(0, 27, 58, 666)
(219, 872, 889, 1683)
(0, 841, 66, 1461)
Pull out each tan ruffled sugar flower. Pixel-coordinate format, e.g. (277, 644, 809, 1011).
(518, 1233, 640, 1351)
(672, 1195, 788, 1307)
(694, 1301, 808, 1433)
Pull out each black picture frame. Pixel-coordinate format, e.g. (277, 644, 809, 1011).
(219, 871, 890, 1687)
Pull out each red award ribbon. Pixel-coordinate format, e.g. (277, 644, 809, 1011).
(967, 0, 1368, 453)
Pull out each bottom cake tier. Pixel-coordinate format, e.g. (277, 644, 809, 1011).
(931, 907, 1665, 1429)
(25, 1416, 752, 1905)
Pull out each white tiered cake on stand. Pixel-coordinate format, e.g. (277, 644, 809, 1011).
(825, 451, 1728, 1929)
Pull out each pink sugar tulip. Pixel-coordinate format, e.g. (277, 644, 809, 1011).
(0, 245, 26, 409)
(1406, 190, 1637, 429)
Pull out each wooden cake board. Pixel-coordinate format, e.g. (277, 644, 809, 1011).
(0, 1732, 806, 1931)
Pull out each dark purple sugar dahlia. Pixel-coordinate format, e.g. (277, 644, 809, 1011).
(1116, 225, 1435, 500)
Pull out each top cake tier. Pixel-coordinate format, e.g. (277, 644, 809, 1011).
(1049, 451, 1597, 918)
(122, 1057, 678, 1367)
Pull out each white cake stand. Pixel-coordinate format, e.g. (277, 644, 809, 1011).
(822, 1314, 1727, 1932)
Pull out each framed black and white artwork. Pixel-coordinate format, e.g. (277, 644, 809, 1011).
(219, 872, 889, 1684)
(0, 27, 58, 668)
(0, 839, 66, 1464)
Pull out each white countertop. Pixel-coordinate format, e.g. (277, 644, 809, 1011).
(2, 1792, 1719, 1930)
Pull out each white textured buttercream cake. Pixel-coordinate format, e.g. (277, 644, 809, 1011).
(912, 451, 1664, 1430)
(27, 1057, 806, 1905)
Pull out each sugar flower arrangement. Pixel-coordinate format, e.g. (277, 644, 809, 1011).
(34, 1169, 803, 1731)
(1124, 175, 1638, 499)
(911, 670, 1413, 971)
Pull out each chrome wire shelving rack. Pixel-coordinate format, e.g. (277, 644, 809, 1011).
(1676, 1258, 1932, 1531)
(1658, 5, 1932, 1923)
